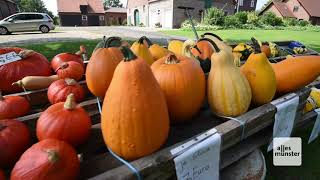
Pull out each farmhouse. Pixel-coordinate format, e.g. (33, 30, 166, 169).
(105, 7, 127, 26)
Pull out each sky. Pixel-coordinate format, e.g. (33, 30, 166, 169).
(44, 0, 268, 16)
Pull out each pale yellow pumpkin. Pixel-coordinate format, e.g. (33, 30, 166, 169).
(208, 47, 252, 117)
(168, 40, 184, 55)
(131, 37, 154, 65)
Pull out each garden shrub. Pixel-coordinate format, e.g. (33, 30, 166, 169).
(224, 15, 240, 28)
(202, 7, 225, 26)
(298, 20, 310, 27)
(283, 18, 299, 26)
(235, 11, 248, 24)
(247, 12, 259, 25)
(259, 12, 283, 26)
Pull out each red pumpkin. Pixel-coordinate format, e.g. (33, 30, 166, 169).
(0, 48, 52, 93)
(47, 78, 85, 104)
(0, 92, 30, 119)
(37, 94, 91, 146)
(0, 119, 30, 168)
(51, 47, 85, 70)
(11, 139, 80, 180)
(0, 169, 4, 180)
(56, 61, 84, 81)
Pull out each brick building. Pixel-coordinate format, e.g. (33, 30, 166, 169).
(105, 7, 127, 25)
(0, 0, 18, 20)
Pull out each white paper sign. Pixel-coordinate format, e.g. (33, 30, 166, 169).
(308, 108, 320, 144)
(0, 52, 22, 66)
(268, 94, 299, 152)
(173, 133, 221, 180)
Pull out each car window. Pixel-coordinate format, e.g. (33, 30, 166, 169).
(34, 14, 44, 19)
(14, 14, 26, 20)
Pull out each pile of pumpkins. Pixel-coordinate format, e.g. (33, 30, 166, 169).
(1, 33, 320, 179)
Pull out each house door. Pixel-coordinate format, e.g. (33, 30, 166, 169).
(134, 9, 140, 26)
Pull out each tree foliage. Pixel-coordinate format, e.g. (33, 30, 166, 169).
(16, 0, 55, 18)
(104, 0, 123, 9)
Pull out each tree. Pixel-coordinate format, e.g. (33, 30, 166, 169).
(16, 0, 54, 18)
(104, 0, 123, 9)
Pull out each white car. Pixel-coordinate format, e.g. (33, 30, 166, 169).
(0, 12, 55, 35)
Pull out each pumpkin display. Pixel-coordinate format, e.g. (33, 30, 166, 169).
(11, 139, 80, 180)
(304, 87, 320, 113)
(56, 61, 84, 81)
(141, 36, 171, 60)
(201, 33, 233, 53)
(272, 55, 320, 94)
(0, 169, 4, 180)
(241, 38, 276, 106)
(94, 36, 123, 51)
(181, 39, 197, 60)
(47, 79, 85, 104)
(86, 37, 124, 98)
(208, 43, 252, 117)
(151, 54, 205, 123)
(37, 94, 91, 147)
(101, 47, 169, 160)
(0, 48, 52, 93)
(261, 45, 271, 58)
(0, 92, 30, 119)
(233, 43, 254, 61)
(0, 119, 30, 168)
(131, 37, 154, 65)
(51, 46, 85, 70)
(168, 40, 184, 55)
(12, 75, 59, 90)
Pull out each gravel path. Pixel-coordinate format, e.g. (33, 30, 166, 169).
(0, 26, 186, 46)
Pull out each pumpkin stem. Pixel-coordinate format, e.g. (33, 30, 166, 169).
(64, 94, 77, 110)
(165, 54, 180, 64)
(0, 91, 3, 100)
(46, 150, 60, 164)
(65, 78, 77, 86)
(199, 38, 220, 52)
(55, 62, 69, 72)
(251, 37, 262, 54)
(103, 37, 122, 48)
(193, 45, 202, 54)
(140, 36, 153, 46)
(120, 46, 138, 62)
(0, 124, 6, 131)
(201, 32, 223, 41)
(18, 49, 34, 59)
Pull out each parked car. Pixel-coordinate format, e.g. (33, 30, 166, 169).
(0, 12, 55, 35)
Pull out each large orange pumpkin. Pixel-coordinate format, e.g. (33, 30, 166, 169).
(37, 94, 91, 147)
(0, 92, 30, 119)
(86, 37, 123, 98)
(151, 54, 205, 123)
(0, 119, 30, 168)
(56, 61, 84, 81)
(11, 139, 80, 180)
(101, 47, 169, 160)
(0, 48, 52, 93)
(0, 169, 4, 180)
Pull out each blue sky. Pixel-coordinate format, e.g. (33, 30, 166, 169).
(44, 0, 268, 16)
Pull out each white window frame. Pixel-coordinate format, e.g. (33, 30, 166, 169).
(99, 16, 105, 21)
(250, 0, 255, 8)
(239, 0, 243, 6)
(82, 15, 87, 21)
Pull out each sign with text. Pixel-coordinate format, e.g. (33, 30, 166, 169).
(0, 52, 22, 66)
(273, 137, 302, 166)
(173, 133, 221, 180)
(268, 94, 299, 152)
(308, 108, 320, 144)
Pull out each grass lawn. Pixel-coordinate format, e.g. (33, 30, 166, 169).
(161, 29, 320, 52)
(16, 29, 320, 179)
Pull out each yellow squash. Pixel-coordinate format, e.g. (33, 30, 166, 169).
(131, 37, 154, 65)
(304, 87, 320, 113)
(208, 43, 252, 117)
(168, 40, 184, 55)
(141, 36, 170, 60)
(241, 38, 276, 106)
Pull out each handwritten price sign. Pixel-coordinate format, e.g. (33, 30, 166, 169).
(0, 52, 22, 66)
(173, 133, 221, 180)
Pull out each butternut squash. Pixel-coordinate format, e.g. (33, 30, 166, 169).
(12, 75, 59, 90)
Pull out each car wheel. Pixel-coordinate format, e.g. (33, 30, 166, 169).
(0, 27, 9, 35)
(40, 25, 49, 33)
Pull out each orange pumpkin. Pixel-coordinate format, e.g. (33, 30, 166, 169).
(56, 61, 84, 81)
(0, 92, 30, 119)
(151, 54, 205, 123)
(101, 47, 169, 160)
(37, 94, 91, 147)
(11, 139, 80, 180)
(86, 37, 123, 98)
(0, 169, 4, 180)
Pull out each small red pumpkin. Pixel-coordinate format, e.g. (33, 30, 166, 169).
(47, 78, 85, 104)
(0, 119, 30, 168)
(55, 61, 84, 81)
(37, 94, 91, 146)
(0, 169, 4, 180)
(51, 46, 85, 70)
(11, 139, 80, 180)
(0, 92, 30, 119)
(0, 48, 52, 93)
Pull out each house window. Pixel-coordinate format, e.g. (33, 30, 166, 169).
(143, 5, 145, 12)
(250, 0, 255, 8)
(99, 16, 105, 21)
(293, 5, 299, 12)
(82, 15, 87, 21)
(239, 0, 243, 6)
(157, 10, 160, 15)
